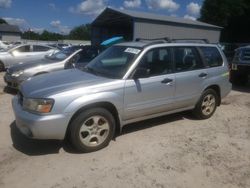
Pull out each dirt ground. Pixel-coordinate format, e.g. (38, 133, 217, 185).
(0, 72, 249, 188)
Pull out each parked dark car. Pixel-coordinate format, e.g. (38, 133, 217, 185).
(230, 46, 250, 84)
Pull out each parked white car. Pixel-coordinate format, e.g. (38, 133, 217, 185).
(0, 41, 11, 50)
(0, 44, 58, 71)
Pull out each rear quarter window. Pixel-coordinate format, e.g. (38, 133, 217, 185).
(200, 47, 223, 67)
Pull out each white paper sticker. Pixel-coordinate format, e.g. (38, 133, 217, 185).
(124, 48, 141, 54)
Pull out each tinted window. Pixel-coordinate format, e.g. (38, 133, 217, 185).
(173, 47, 204, 72)
(15, 45, 31, 52)
(200, 47, 223, 67)
(78, 48, 99, 63)
(33, 45, 51, 52)
(138, 47, 172, 76)
(241, 48, 250, 60)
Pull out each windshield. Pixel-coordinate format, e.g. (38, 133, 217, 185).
(85, 46, 142, 79)
(46, 49, 74, 60)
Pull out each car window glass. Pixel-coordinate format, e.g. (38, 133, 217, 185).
(241, 48, 250, 60)
(14, 45, 31, 53)
(78, 48, 98, 63)
(200, 47, 223, 67)
(174, 47, 204, 72)
(138, 47, 172, 76)
(86, 46, 141, 79)
(33, 45, 50, 52)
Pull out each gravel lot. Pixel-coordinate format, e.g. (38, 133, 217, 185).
(0, 72, 250, 188)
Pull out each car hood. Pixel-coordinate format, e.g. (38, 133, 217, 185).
(20, 69, 113, 98)
(8, 58, 58, 73)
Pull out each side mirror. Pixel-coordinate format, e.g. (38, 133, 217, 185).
(133, 68, 150, 79)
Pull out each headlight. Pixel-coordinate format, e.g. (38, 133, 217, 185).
(12, 70, 24, 77)
(23, 98, 54, 113)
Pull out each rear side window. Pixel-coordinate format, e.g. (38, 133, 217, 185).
(33, 45, 51, 52)
(173, 47, 204, 72)
(200, 47, 223, 67)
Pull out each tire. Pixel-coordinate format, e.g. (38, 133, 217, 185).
(193, 89, 219, 119)
(0, 61, 5, 72)
(69, 108, 115, 153)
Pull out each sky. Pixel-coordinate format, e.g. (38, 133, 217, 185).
(0, 0, 204, 34)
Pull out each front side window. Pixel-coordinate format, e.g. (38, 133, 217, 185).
(86, 46, 142, 79)
(14, 45, 31, 53)
(137, 47, 172, 76)
(200, 47, 223, 67)
(173, 47, 204, 72)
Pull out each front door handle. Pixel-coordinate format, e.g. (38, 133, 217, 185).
(161, 78, 173, 84)
(199, 73, 207, 78)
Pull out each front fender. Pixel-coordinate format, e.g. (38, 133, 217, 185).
(63, 91, 124, 115)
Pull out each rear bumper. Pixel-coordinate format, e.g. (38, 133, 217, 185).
(12, 96, 72, 140)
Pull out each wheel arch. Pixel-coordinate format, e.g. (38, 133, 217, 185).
(66, 101, 121, 139)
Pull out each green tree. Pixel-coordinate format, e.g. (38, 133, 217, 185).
(0, 18, 8, 24)
(199, 0, 250, 42)
(21, 31, 40, 40)
(68, 24, 91, 40)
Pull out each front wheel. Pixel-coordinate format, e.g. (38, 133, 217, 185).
(69, 108, 115, 153)
(193, 89, 219, 119)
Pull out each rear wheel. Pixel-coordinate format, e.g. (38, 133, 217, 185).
(0, 61, 5, 72)
(69, 108, 115, 153)
(193, 89, 219, 119)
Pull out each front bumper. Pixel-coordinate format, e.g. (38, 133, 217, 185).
(4, 73, 22, 89)
(12, 96, 72, 140)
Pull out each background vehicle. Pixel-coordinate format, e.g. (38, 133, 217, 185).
(0, 41, 11, 50)
(4, 46, 100, 88)
(0, 44, 58, 71)
(230, 46, 250, 85)
(12, 39, 231, 153)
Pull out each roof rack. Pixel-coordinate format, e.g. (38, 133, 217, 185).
(135, 37, 171, 42)
(134, 37, 210, 47)
(171, 38, 210, 43)
(135, 37, 171, 47)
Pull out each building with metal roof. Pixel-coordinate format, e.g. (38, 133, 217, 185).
(91, 8, 222, 45)
(0, 24, 21, 42)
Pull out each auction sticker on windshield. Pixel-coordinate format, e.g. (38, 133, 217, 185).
(124, 48, 141, 54)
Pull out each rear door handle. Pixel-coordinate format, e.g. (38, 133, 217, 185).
(161, 78, 173, 84)
(199, 73, 207, 78)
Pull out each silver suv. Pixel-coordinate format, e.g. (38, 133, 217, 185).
(12, 40, 232, 152)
